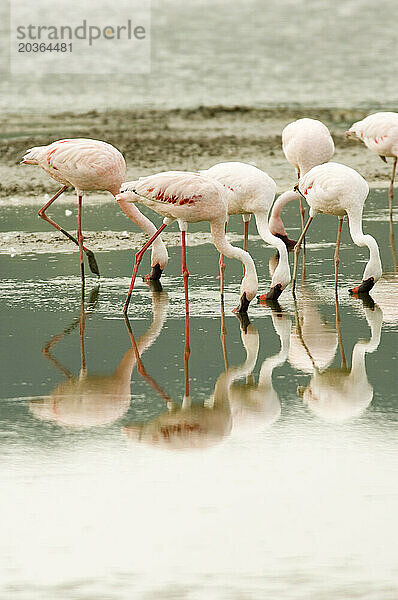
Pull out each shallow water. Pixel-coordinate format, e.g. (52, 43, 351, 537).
(1, 189, 398, 599)
(1, 0, 398, 113)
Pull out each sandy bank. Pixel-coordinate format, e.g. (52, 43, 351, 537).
(1, 105, 397, 199)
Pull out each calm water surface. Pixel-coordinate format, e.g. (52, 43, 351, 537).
(1, 190, 398, 599)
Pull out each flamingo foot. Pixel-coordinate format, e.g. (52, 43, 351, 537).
(143, 264, 163, 283)
(349, 277, 375, 295)
(232, 292, 250, 314)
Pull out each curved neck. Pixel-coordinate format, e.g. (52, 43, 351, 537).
(269, 190, 301, 237)
(213, 327, 259, 409)
(254, 212, 291, 287)
(346, 207, 382, 282)
(350, 306, 382, 381)
(259, 314, 291, 384)
(115, 293, 169, 381)
(117, 197, 168, 268)
(210, 220, 258, 299)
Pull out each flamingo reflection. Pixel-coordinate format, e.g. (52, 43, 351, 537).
(123, 302, 291, 448)
(229, 308, 291, 435)
(298, 301, 383, 422)
(30, 286, 169, 428)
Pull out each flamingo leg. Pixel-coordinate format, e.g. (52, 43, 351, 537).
(123, 222, 168, 314)
(79, 287, 87, 377)
(219, 221, 227, 297)
(77, 195, 85, 293)
(388, 157, 397, 220)
(184, 309, 190, 399)
(124, 316, 172, 403)
(220, 297, 229, 370)
(243, 220, 249, 252)
(335, 295, 347, 369)
(181, 230, 190, 316)
(38, 186, 99, 276)
(292, 216, 313, 295)
(242, 219, 249, 277)
(334, 218, 344, 294)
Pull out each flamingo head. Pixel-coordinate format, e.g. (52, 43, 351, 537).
(344, 129, 360, 140)
(257, 283, 283, 304)
(349, 277, 375, 295)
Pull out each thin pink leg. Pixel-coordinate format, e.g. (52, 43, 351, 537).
(39, 186, 99, 275)
(123, 223, 168, 314)
(181, 231, 190, 397)
(181, 231, 190, 316)
(334, 218, 343, 294)
(219, 221, 227, 296)
(124, 316, 172, 402)
(242, 220, 249, 276)
(243, 220, 249, 252)
(77, 195, 85, 291)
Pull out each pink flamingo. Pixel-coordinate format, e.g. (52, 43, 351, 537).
(200, 162, 291, 301)
(345, 112, 398, 217)
(282, 118, 335, 229)
(116, 171, 258, 315)
(21, 138, 168, 285)
(271, 162, 382, 295)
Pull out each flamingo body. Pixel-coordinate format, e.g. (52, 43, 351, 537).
(118, 171, 258, 310)
(282, 118, 335, 176)
(201, 161, 276, 216)
(22, 138, 126, 195)
(298, 162, 382, 290)
(345, 112, 398, 158)
(200, 162, 290, 297)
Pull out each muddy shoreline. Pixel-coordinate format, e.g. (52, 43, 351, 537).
(1, 105, 397, 199)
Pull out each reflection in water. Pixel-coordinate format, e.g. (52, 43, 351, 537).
(299, 303, 383, 422)
(123, 305, 291, 448)
(230, 308, 291, 434)
(29, 286, 169, 428)
(289, 286, 338, 373)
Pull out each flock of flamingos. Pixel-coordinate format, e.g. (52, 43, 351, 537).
(19, 111, 398, 444)
(21, 112, 398, 317)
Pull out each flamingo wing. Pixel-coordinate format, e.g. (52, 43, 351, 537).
(122, 171, 219, 206)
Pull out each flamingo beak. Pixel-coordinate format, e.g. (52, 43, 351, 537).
(349, 277, 375, 295)
(257, 283, 283, 303)
(274, 233, 297, 250)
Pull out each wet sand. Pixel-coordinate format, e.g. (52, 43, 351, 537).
(1, 105, 397, 200)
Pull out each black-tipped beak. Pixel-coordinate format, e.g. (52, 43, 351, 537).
(274, 233, 297, 250)
(349, 277, 375, 295)
(233, 292, 250, 314)
(257, 283, 283, 303)
(143, 263, 163, 282)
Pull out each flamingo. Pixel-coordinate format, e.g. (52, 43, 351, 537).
(345, 112, 398, 217)
(199, 161, 291, 301)
(117, 171, 258, 315)
(282, 118, 335, 229)
(283, 162, 382, 295)
(31, 285, 169, 429)
(20, 138, 168, 285)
